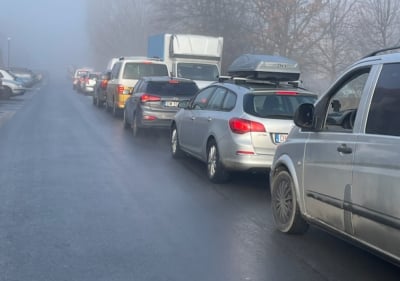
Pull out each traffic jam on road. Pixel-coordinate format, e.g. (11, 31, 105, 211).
(68, 33, 400, 269)
(1, 33, 400, 280)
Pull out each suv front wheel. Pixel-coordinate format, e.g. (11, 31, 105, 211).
(271, 168, 309, 234)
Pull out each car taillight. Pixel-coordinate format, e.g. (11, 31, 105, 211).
(276, 90, 297, 95)
(141, 94, 161, 102)
(229, 118, 266, 134)
(117, 85, 125, 94)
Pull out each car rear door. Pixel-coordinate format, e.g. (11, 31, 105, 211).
(179, 86, 215, 155)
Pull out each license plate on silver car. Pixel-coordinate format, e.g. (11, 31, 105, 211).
(274, 133, 288, 143)
(164, 101, 179, 107)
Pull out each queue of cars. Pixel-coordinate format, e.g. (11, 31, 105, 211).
(73, 49, 400, 266)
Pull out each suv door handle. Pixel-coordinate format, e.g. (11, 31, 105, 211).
(337, 144, 352, 154)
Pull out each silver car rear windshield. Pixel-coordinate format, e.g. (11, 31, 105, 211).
(243, 93, 316, 119)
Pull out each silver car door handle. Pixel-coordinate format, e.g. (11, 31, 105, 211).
(191, 116, 195, 120)
(337, 144, 352, 154)
(208, 117, 212, 121)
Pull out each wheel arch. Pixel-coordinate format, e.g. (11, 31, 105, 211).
(270, 154, 306, 214)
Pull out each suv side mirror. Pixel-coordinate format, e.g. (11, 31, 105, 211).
(294, 103, 314, 129)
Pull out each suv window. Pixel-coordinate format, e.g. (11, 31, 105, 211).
(366, 63, 400, 136)
(325, 69, 370, 132)
(145, 81, 198, 97)
(111, 63, 121, 79)
(123, 63, 168, 79)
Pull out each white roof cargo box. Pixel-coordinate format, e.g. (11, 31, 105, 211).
(228, 54, 300, 81)
(170, 34, 223, 60)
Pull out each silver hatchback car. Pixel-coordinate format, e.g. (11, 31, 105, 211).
(270, 46, 400, 266)
(171, 76, 317, 183)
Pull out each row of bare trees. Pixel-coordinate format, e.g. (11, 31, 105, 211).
(86, 0, 400, 93)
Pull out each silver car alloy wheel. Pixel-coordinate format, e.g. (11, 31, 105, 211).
(207, 144, 217, 178)
(171, 128, 178, 155)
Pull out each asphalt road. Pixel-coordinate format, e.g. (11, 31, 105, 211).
(0, 77, 399, 281)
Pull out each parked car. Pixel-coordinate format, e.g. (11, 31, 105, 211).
(269, 46, 400, 266)
(8, 67, 40, 87)
(105, 57, 169, 117)
(1, 78, 26, 97)
(80, 72, 100, 94)
(123, 76, 199, 136)
(92, 71, 111, 107)
(0, 68, 26, 87)
(171, 54, 317, 183)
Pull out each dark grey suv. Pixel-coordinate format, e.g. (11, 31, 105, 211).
(123, 76, 199, 136)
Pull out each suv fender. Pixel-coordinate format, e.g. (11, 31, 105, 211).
(270, 154, 306, 215)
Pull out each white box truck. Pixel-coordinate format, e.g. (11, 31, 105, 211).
(147, 33, 223, 88)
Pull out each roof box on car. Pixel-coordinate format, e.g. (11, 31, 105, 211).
(228, 54, 300, 82)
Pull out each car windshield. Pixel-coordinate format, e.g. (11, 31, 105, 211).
(123, 63, 169, 79)
(146, 81, 199, 96)
(243, 93, 317, 119)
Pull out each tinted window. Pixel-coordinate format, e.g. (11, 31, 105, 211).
(192, 87, 215, 110)
(366, 63, 400, 136)
(222, 91, 236, 111)
(243, 93, 316, 119)
(207, 87, 227, 110)
(145, 81, 199, 97)
(123, 63, 168, 79)
(111, 63, 121, 79)
(325, 69, 369, 132)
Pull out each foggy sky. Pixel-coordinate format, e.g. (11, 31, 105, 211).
(1, 0, 89, 76)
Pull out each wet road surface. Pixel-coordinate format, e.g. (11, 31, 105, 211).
(0, 77, 399, 281)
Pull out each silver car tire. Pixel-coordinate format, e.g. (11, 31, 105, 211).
(132, 114, 141, 137)
(171, 126, 183, 158)
(207, 140, 229, 183)
(271, 169, 309, 234)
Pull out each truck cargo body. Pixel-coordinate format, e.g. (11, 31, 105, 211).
(147, 33, 223, 88)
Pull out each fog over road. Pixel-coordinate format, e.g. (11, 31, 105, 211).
(0, 78, 398, 281)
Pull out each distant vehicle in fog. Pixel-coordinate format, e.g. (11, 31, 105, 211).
(105, 57, 169, 117)
(80, 72, 100, 94)
(92, 71, 111, 107)
(72, 68, 93, 91)
(147, 33, 223, 89)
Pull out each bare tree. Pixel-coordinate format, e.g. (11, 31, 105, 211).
(149, 0, 257, 73)
(251, 0, 329, 59)
(352, 0, 400, 55)
(307, 0, 359, 84)
(86, 0, 153, 69)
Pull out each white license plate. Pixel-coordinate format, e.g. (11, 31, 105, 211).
(275, 133, 288, 143)
(165, 101, 179, 107)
